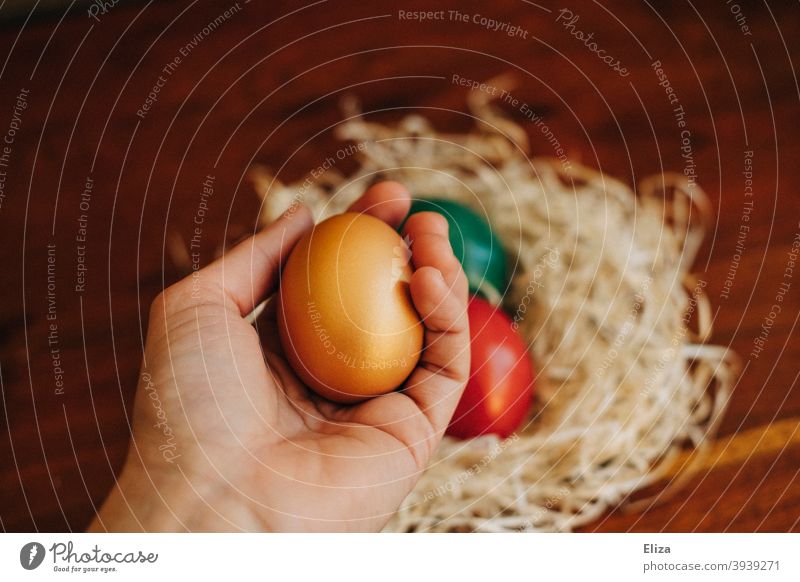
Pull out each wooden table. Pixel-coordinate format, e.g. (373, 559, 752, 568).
(0, 0, 797, 532)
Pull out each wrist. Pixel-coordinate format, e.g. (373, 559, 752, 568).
(90, 454, 226, 532)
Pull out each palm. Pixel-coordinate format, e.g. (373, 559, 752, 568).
(125, 182, 469, 532)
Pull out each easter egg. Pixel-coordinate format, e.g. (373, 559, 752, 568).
(447, 296, 535, 439)
(278, 212, 423, 403)
(401, 198, 509, 299)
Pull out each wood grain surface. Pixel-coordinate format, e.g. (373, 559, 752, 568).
(0, 0, 797, 532)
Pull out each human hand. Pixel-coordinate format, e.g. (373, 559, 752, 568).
(90, 181, 469, 532)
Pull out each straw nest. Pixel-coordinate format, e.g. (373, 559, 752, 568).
(247, 82, 739, 532)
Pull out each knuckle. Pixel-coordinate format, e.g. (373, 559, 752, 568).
(148, 290, 167, 319)
(149, 281, 196, 320)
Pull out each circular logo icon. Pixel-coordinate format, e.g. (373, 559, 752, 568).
(20, 542, 45, 570)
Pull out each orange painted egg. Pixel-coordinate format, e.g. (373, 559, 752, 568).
(277, 212, 423, 403)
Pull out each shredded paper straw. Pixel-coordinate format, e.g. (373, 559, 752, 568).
(246, 85, 739, 532)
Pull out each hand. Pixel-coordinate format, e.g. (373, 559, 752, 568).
(90, 181, 470, 532)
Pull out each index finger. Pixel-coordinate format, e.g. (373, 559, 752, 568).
(346, 180, 411, 227)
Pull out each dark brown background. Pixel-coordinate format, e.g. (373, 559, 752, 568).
(0, 0, 797, 532)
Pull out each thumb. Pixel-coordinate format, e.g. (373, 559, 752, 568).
(193, 205, 313, 316)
